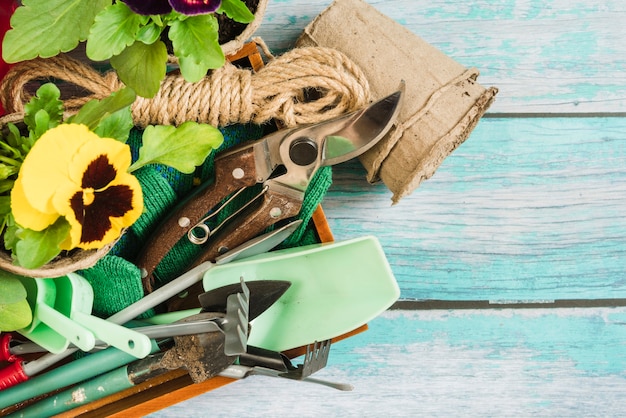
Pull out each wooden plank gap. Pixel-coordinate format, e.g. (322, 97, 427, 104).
(391, 298, 626, 310)
(484, 112, 626, 119)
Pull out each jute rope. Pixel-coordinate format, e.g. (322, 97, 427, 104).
(0, 46, 371, 129)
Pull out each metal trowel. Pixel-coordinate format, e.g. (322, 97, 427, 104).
(159, 278, 291, 383)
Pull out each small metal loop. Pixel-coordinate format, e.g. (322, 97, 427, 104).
(186, 185, 270, 246)
(188, 223, 212, 245)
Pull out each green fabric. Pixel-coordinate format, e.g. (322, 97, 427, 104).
(80, 255, 149, 318)
(80, 165, 178, 317)
(83, 124, 332, 318)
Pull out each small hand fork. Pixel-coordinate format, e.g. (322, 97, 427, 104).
(223, 339, 353, 391)
(281, 339, 331, 380)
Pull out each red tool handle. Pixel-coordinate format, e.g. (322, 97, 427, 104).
(0, 360, 28, 390)
(0, 333, 18, 363)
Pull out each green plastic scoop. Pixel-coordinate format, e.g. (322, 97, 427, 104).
(202, 235, 399, 352)
(53, 273, 152, 358)
(17, 277, 95, 354)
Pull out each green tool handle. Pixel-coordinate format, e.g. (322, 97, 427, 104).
(16, 365, 133, 417)
(0, 340, 160, 411)
(16, 352, 169, 417)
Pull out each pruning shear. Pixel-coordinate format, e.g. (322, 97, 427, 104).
(135, 85, 404, 300)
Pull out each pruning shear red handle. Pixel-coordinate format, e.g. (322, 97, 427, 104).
(134, 85, 404, 299)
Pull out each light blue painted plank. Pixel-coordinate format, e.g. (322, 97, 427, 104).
(254, 0, 626, 113)
(150, 308, 626, 417)
(322, 117, 626, 301)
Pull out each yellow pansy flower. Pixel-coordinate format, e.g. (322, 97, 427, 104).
(11, 124, 143, 250)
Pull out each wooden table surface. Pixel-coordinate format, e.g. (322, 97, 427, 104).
(150, 0, 626, 416)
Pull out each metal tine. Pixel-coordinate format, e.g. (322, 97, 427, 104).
(282, 339, 332, 380)
(219, 338, 352, 391)
(222, 277, 250, 356)
(301, 339, 331, 379)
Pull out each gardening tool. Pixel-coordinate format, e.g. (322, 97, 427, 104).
(53, 273, 152, 358)
(221, 340, 353, 391)
(0, 223, 297, 394)
(199, 279, 291, 320)
(7, 280, 292, 357)
(12, 279, 286, 416)
(134, 86, 404, 295)
(159, 279, 251, 382)
(16, 277, 95, 354)
(107, 220, 300, 325)
(0, 333, 19, 362)
(204, 235, 400, 351)
(143, 236, 400, 352)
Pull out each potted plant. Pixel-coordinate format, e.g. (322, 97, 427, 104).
(1, 0, 267, 98)
(0, 82, 224, 276)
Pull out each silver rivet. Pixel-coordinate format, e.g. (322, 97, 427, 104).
(178, 217, 191, 227)
(269, 207, 282, 218)
(232, 168, 245, 179)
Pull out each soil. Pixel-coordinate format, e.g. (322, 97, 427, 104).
(217, 0, 260, 44)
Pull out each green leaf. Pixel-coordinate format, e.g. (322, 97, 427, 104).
(6, 123, 23, 149)
(0, 299, 32, 331)
(168, 14, 224, 82)
(0, 272, 27, 304)
(0, 180, 14, 195)
(0, 196, 11, 217)
(32, 109, 51, 141)
(129, 122, 224, 173)
(177, 55, 212, 83)
(110, 40, 167, 98)
(3, 215, 18, 253)
(219, 0, 255, 24)
(136, 22, 163, 45)
(14, 218, 71, 269)
(0, 164, 18, 181)
(86, 2, 145, 61)
(71, 87, 136, 131)
(94, 106, 135, 143)
(0, 137, 22, 160)
(2, 0, 110, 63)
(23, 83, 64, 135)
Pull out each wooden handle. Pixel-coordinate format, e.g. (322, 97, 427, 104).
(198, 187, 302, 263)
(135, 147, 259, 293)
(165, 187, 302, 312)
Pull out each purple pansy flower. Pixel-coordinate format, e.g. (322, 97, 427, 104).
(122, 0, 222, 16)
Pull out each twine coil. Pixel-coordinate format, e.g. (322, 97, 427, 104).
(0, 46, 371, 129)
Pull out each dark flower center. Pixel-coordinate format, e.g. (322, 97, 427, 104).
(69, 155, 136, 244)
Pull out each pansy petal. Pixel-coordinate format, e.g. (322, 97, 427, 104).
(18, 124, 92, 214)
(67, 137, 132, 188)
(121, 0, 172, 15)
(55, 165, 143, 250)
(11, 177, 59, 231)
(53, 182, 82, 249)
(169, 0, 222, 15)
